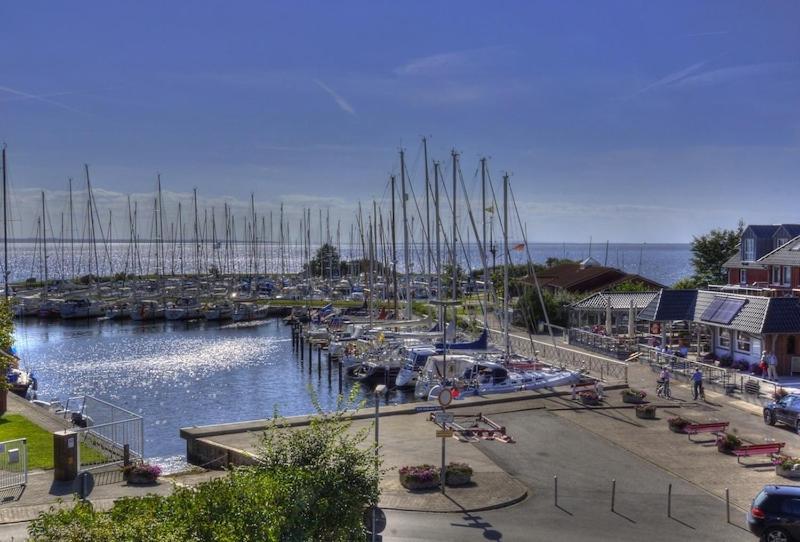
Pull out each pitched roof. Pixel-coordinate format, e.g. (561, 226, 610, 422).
(777, 225, 800, 238)
(747, 225, 781, 237)
(638, 289, 697, 322)
(758, 236, 800, 266)
(639, 289, 800, 334)
(571, 291, 659, 311)
(694, 290, 769, 335)
(533, 263, 664, 293)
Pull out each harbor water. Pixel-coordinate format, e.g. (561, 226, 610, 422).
(13, 318, 403, 471)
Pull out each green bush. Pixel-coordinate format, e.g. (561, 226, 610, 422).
(29, 388, 380, 541)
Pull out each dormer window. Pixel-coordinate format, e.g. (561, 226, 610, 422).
(777, 237, 789, 249)
(743, 238, 755, 261)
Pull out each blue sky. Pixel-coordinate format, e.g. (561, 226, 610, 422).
(1, 1, 799, 242)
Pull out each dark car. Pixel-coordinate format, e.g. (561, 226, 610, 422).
(764, 394, 800, 433)
(748, 485, 800, 541)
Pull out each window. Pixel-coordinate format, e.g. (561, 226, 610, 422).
(752, 338, 762, 357)
(777, 237, 789, 249)
(736, 332, 752, 353)
(718, 329, 731, 349)
(772, 266, 782, 285)
(744, 238, 755, 261)
(784, 266, 792, 286)
(740, 269, 747, 285)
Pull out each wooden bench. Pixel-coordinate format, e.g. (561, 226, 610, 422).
(732, 442, 785, 464)
(685, 421, 729, 441)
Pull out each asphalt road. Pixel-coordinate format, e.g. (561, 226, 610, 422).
(381, 409, 755, 542)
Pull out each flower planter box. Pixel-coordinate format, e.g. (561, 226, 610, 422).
(445, 472, 472, 486)
(580, 396, 601, 406)
(668, 424, 685, 433)
(399, 465, 441, 491)
(622, 395, 645, 404)
(636, 406, 657, 419)
(776, 465, 800, 480)
(127, 472, 158, 485)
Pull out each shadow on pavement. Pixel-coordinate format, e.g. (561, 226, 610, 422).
(447, 495, 504, 541)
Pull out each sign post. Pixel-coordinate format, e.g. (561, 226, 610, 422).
(438, 387, 453, 495)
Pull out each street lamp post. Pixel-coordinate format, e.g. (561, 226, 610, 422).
(429, 299, 460, 496)
(373, 384, 387, 542)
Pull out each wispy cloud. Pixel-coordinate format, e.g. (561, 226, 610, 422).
(685, 30, 729, 38)
(395, 45, 508, 77)
(625, 61, 708, 98)
(673, 62, 798, 87)
(0, 84, 85, 114)
(312, 79, 355, 115)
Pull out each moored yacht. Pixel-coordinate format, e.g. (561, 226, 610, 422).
(60, 298, 105, 319)
(130, 300, 164, 321)
(232, 302, 269, 322)
(165, 297, 203, 321)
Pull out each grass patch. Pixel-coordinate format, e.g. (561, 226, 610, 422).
(0, 414, 108, 470)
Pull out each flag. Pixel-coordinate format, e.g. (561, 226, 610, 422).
(485, 205, 495, 213)
(512, 243, 525, 251)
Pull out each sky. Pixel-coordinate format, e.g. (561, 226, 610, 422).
(1, 1, 799, 243)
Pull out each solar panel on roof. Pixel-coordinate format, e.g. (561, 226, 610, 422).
(701, 297, 746, 325)
(700, 297, 724, 321)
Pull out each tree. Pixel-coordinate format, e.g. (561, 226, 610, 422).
(672, 277, 699, 290)
(28, 389, 380, 541)
(514, 287, 579, 330)
(609, 280, 652, 293)
(304, 243, 340, 278)
(690, 221, 743, 287)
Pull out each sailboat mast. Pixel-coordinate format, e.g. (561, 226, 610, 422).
(422, 137, 431, 287)
(41, 191, 48, 299)
(481, 157, 488, 330)
(68, 177, 74, 279)
(390, 175, 398, 316)
(503, 173, 510, 359)
(434, 161, 442, 325)
(1, 146, 8, 297)
(400, 148, 411, 319)
(451, 150, 458, 328)
(194, 188, 200, 275)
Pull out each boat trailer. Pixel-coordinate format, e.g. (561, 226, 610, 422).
(429, 412, 515, 444)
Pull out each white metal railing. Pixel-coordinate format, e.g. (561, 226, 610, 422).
(568, 327, 637, 360)
(0, 438, 27, 490)
(636, 344, 783, 401)
(489, 329, 629, 385)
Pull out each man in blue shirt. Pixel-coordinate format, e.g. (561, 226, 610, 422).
(692, 368, 703, 400)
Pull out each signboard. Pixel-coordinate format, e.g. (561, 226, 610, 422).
(434, 412, 454, 425)
(415, 406, 443, 413)
(436, 430, 454, 438)
(438, 388, 453, 408)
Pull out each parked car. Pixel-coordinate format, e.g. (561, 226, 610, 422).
(748, 485, 800, 541)
(763, 394, 800, 433)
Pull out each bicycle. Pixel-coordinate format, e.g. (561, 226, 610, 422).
(656, 379, 672, 399)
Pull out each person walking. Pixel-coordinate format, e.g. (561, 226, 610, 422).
(759, 351, 769, 378)
(767, 350, 779, 381)
(692, 367, 703, 401)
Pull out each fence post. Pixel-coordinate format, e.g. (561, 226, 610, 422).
(725, 488, 730, 524)
(123, 444, 130, 467)
(611, 479, 616, 512)
(667, 483, 672, 518)
(554, 475, 558, 507)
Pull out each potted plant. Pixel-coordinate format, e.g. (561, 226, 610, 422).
(716, 432, 741, 454)
(667, 416, 690, 433)
(773, 455, 800, 479)
(445, 462, 473, 486)
(621, 388, 647, 404)
(578, 390, 601, 406)
(399, 464, 440, 490)
(122, 462, 162, 485)
(635, 404, 657, 419)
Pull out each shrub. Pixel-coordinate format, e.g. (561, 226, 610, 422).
(716, 432, 742, 452)
(773, 455, 800, 471)
(621, 388, 646, 401)
(667, 416, 690, 431)
(445, 462, 473, 486)
(399, 464, 440, 490)
(29, 387, 379, 541)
